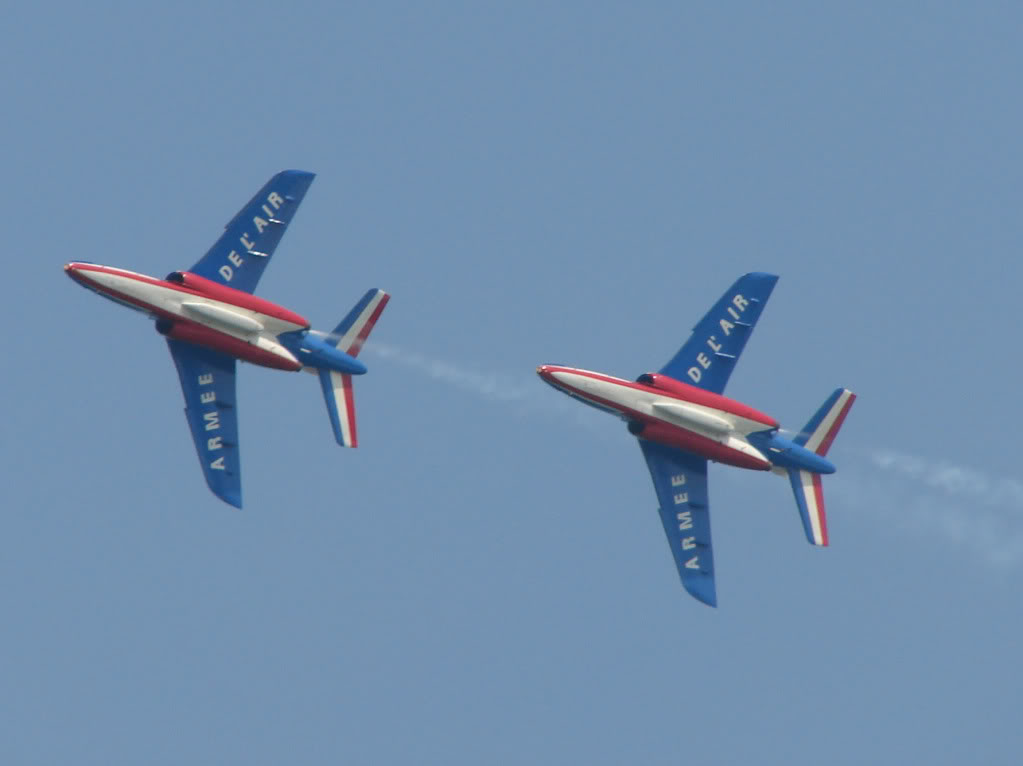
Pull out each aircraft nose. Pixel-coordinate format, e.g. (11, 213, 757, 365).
(64, 262, 83, 282)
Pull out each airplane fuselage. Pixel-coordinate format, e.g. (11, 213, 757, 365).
(536, 364, 836, 474)
(64, 262, 366, 375)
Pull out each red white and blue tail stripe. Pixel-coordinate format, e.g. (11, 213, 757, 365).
(319, 370, 358, 447)
(789, 388, 856, 546)
(331, 288, 389, 357)
(796, 388, 856, 457)
(317, 289, 389, 448)
(789, 469, 829, 546)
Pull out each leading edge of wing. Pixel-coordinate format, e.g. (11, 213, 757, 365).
(658, 272, 778, 394)
(638, 440, 716, 607)
(189, 170, 316, 295)
(167, 339, 242, 508)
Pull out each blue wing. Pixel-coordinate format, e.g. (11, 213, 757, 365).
(658, 272, 778, 394)
(189, 170, 315, 294)
(167, 340, 242, 508)
(639, 440, 716, 606)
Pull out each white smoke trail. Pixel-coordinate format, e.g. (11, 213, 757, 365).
(363, 341, 609, 433)
(831, 448, 1023, 570)
(366, 342, 536, 402)
(870, 449, 1023, 509)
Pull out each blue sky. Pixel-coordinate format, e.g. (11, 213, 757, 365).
(4, 2, 1023, 763)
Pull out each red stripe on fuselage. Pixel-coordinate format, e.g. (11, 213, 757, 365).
(67, 266, 178, 318)
(635, 419, 771, 470)
(538, 366, 771, 470)
(67, 263, 309, 327)
(541, 366, 778, 427)
(162, 318, 302, 371)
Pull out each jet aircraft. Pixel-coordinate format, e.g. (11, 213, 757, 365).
(537, 273, 854, 606)
(65, 170, 389, 508)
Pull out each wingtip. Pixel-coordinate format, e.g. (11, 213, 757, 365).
(684, 581, 718, 608)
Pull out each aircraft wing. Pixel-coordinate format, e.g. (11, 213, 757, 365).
(658, 272, 778, 394)
(639, 440, 716, 606)
(189, 170, 316, 294)
(167, 339, 242, 508)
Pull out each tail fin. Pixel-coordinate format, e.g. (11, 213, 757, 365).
(329, 288, 389, 357)
(789, 388, 856, 546)
(319, 289, 390, 447)
(794, 388, 856, 457)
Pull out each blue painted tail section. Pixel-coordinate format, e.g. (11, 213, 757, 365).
(190, 170, 315, 294)
(659, 272, 778, 394)
(747, 430, 836, 475)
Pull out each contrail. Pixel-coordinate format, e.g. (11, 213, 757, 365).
(363, 341, 608, 432)
(831, 448, 1023, 570)
(366, 341, 536, 402)
(870, 449, 1023, 509)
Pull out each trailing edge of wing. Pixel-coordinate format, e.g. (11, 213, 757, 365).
(167, 340, 242, 508)
(639, 440, 716, 606)
(659, 272, 778, 394)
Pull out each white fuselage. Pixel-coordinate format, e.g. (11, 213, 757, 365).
(68, 264, 306, 366)
(539, 366, 775, 468)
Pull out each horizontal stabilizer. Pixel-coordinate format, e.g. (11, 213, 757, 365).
(789, 469, 827, 546)
(318, 369, 358, 447)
